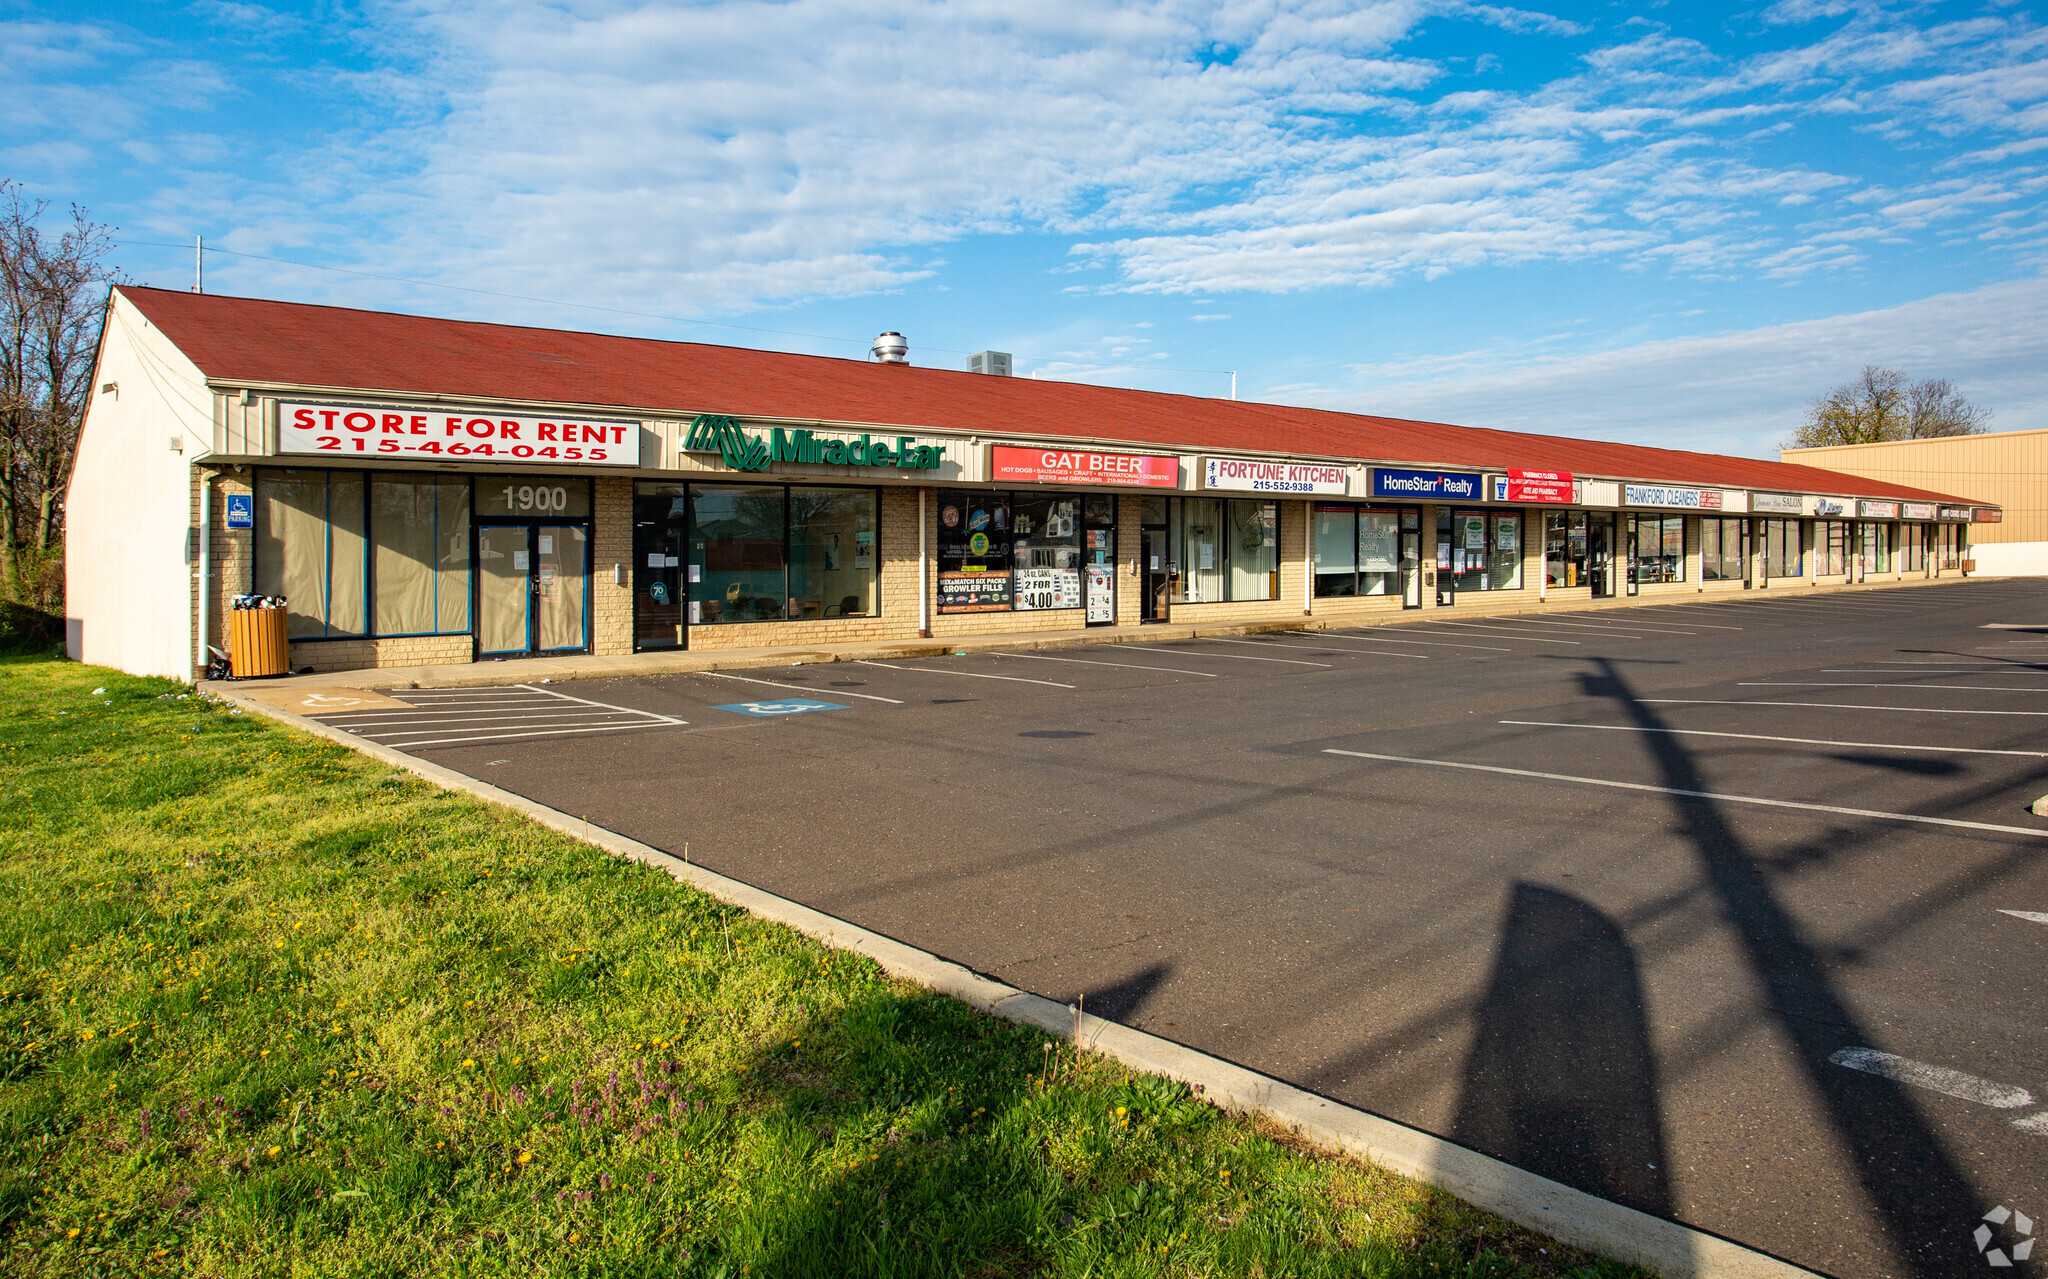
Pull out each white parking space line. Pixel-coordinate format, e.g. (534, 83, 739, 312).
(1321, 748, 2048, 839)
(992, 651, 1221, 676)
(1821, 669, 2048, 675)
(381, 723, 672, 749)
(1200, 636, 1427, 659)
(1618, 607, 1743, 628)
(698, 671, 904, 703)
(1741, 681, 2048, 693)
(1170, 641, 1332, 667)
(1496, 720, 2048, 759)
(1409, 622, 1582, 643)
(1828, 1048, 2035, 1109)
(1999, 910, 2048, 926)
(1513, 618, 1687, 636)
(333, 709, 653, 728)
(856, 660, 1076, 688)
(1644, 698, 2048, 717)
(1294, 631, 1512, 653)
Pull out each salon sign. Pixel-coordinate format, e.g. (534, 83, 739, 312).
(281, 401, 638, 466)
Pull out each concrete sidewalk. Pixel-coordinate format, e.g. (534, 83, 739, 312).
(209, 574, 1976, 692)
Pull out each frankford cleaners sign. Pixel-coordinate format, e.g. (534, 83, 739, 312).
(1371, 467, 1482, 500)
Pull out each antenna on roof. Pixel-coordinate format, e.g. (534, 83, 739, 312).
(194, 236, 203, 295)
(1231, 370, 1237, 401)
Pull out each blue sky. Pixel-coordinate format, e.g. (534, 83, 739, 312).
(5, 0, 2045, 457)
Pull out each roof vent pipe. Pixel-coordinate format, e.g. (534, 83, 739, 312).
(871, 332, 908, 364)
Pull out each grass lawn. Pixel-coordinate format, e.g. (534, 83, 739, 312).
(0, 656, 1637, 1277)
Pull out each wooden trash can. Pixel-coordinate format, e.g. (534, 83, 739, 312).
(228, 607, 291, 679)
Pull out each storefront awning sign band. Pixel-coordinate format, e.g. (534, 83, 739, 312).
(1371, 468, 1483, 500)
(682, 414, 945, 474)
(1493, 469, 1575, 504)
(1201, 457, 1348, 495)
(990, 445, 1179, 488)
(1625, 484, 1724, 510)
(282, 401, 638, 467)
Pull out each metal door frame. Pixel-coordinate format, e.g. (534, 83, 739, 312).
(472, 520, 594, 659)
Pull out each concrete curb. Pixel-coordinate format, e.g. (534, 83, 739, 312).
(216, 685, 1817, 1279)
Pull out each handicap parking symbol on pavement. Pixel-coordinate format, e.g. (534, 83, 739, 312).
(712, 699, 849, 717)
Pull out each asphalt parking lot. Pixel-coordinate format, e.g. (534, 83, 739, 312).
(319, 579, 2048, 1278)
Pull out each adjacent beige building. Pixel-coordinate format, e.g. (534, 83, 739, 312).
(1784, 431, 2042, 575)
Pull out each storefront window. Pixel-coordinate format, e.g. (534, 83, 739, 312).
(691, 486, 788, 623)
(1860, 523, 1891, 574)
(1545, 511, 1588, 588)
(1358, 510, 1402, 595)
(1229, 499, 1280, 601)
(1314, 505, 1357, 597)
(255, 468, 366, 639)
(1012, 495, 1084, 610)
(1171, 498, 1277, 603)
(790, 487, 878, 618)
(369, 474, 471, 636)
(1817, 521, 1848, 576)
(1438, 508, 1519, 592)
(1490, 513, 1524, 590)
(1629, 515, 1686, 584)
(1701, 517, 1746, 582)
(1901, 525, 1925, 572)
(1763, 519, 1803, 578)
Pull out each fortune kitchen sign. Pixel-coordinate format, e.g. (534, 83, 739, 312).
(1201, 457, 1348, 495)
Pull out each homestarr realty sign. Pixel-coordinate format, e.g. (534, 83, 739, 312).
(683, 414, 945, 473)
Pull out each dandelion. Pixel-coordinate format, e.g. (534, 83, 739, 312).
(462, 1059, 476, 1069)
(267, 1146, 281, 1157)
(516, 1151, 533, 1164)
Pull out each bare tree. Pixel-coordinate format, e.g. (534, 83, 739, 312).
(1791, 364, 1991, 448)
(1905, 377, 1991, 438)
(0, 181, 121, 599)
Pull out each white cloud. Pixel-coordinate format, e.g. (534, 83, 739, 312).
(1308, 275, 2048, 456)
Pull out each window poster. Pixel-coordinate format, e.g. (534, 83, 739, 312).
(1086, 564, 1115, 623)
(1496, 517, 1518, 552)
(1463, 516, 1487, 551)
(1015, 565, 1081, 610)
(1358, 513, 1401, 571)
(938, 570, 1012, 613)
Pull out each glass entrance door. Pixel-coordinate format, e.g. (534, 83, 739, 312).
(1588, 519, 1615, 597)
(1141, 527, 1169, 622)
(1625, 527, 1640, 596)
(475, 523, 590, 656)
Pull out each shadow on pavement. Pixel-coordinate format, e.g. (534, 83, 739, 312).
(1453, 882, 1671, 1217)
(1584, 657, 1986, 1277)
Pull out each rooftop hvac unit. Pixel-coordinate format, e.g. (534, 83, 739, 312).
(968, 350, 1012, 376)
(871, 332, 908, 364)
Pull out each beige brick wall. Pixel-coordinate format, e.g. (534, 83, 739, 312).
(591, 476, 635, 655)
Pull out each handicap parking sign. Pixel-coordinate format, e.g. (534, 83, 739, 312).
(712, 699, 849, 717)
(225, 494, 254, 530)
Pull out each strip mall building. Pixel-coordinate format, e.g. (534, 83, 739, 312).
(67, 288, 2001, 680)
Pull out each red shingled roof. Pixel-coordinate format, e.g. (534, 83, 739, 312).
(120, 286, 1981, 506)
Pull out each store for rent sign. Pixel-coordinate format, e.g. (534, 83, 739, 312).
(281, 401, 637, 466)
(991, 445, 1178, 488)
(1491, 469, 1574, 504)
(1201, 457, 1347, 495)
